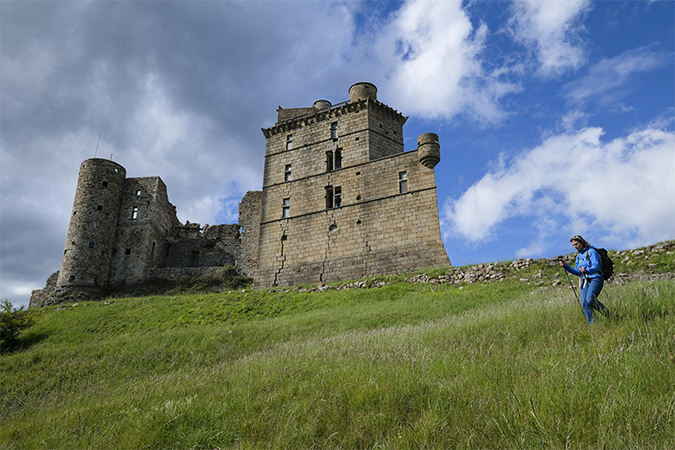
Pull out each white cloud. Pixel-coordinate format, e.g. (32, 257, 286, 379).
(508, 0, 591, 77)
(370, 0, 521, 122)
(443, 122, 675, 251)
(563, 45, 670, 106)
(562, 110, 591, 132)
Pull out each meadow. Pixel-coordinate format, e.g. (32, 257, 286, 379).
(1, 253, 674, 449)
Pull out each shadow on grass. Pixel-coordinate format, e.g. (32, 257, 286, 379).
(0, 331, 49, 354)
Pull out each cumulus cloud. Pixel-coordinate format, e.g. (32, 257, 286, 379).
(563, 45, 671, 106)
(369, 0, 521, 122)
(443, 122, 675, 253)
(508, 0, 591, 77)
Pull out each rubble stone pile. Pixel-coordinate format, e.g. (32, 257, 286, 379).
(405, 241, 674, 287)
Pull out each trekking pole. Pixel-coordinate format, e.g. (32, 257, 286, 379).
(561, 263, 585, 318)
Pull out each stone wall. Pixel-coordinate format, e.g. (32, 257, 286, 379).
(28, 271, 59, 308)
(145, 266, 226, 282)
(365, 103, 407, 160)
(31, 159, 247, 307)
(57, 159, 126, 291)
(254, 152, 449, 287)
(254, 83, 449, 288)
(276, 106, 314, 123)
(165, 224, 240, 269)
(109, 177, 181, 285)
(261, 100, 406, 193)
(238, 191, 263, 277)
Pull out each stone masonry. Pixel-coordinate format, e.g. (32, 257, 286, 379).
(253, 82, 449, 287)
(30, 162, 246, 307)
(30, 82, 451, 306)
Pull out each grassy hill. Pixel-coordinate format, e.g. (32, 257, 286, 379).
(2, 243, 674, 449)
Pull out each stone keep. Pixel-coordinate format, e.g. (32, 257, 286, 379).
(253, 82, 450, 287)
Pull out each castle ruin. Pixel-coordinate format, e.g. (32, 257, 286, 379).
(30, 83, 450, 307)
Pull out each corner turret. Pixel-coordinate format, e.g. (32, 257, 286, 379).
(417, 133, 441, 169)
(349, 82, 377, 103)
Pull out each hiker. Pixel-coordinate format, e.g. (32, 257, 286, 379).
(559, 235, 609, 324)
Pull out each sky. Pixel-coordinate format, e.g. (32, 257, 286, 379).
(1, 0, 674, 307)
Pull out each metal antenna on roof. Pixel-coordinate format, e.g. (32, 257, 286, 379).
(94, 133, 101, 158)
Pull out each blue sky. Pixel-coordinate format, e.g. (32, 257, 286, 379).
(1, 0, 674, 306)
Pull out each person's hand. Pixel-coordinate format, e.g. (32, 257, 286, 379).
(558, 260, 564, 266)
(579, 266, 585, 273)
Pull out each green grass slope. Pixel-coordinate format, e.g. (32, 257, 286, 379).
(2, 244, 674, 449)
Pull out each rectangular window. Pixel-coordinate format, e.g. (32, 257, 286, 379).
(331, 122, 338, 140)
(132, 206, 138, 219)
(286, 134, 293, 150)
(282, 198, 290, 218)
(326, 186, 342, 208)
(334, 149, 342, 170)
(399, 171, 408, 194)
(190, 251, 199, 267)
(136, 190, 141, 196)
(325, 186, 333, 209)
(326, 151, 333, 172)
(125, 248, 131, 255)
(102, 181, 108, 187)
(88, 242, 95, 249)
(284, 164, 292, 182)
(96, 205, 103, 211)
(334, 186, 342, 208)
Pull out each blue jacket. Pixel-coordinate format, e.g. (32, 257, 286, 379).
(564, 246, 602, 279)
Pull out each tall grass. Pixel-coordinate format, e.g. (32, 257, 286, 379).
(2, 276, 674, 449)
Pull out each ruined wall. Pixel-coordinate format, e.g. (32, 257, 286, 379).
(32, 158, 246, 306)
(108, 177, 181, 285)
(146, 266, 227, 282)
(165, 224, 240, 268)
(29, 271, 59, 308)
(238, 190, 263, 277)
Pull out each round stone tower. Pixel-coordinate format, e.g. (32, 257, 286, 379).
(417, 133, 441, 169)
(57, 158, 126, 291)
(313, 99, 332, 111)
(349, 82, 377, 103)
